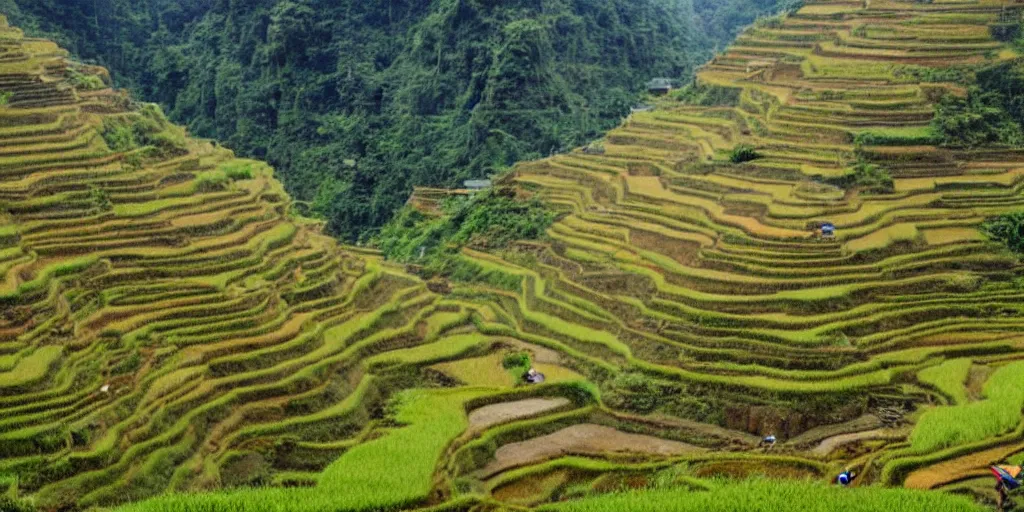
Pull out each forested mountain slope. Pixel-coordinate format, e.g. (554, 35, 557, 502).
(0, 0, 789, 240)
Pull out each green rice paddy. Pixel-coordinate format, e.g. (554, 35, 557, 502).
(543, 479, 985, 512)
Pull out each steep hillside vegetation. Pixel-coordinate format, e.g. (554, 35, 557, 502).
(0, 16, 423, 510)
(0, 0, 789, 241)
(3, 0, 1024, 511)
(502, 0, 1024, 502)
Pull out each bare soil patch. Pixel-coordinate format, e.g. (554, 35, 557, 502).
(479, 424, 703, 478)
(922, 227, 983, 246)
(492, 469, 571, 505)
(468, 398, 572, 433)
(499, 339, 563, 364)
(808, 428, 906, 458)
(788, 415, 884, 449)
(629, 229, 702, 265)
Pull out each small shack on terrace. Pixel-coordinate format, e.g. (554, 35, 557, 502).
(582, 142, 606, 155)
(463, 179, 492, 192)
(646, 78, 674, 95)
(746, 59, 776, 74)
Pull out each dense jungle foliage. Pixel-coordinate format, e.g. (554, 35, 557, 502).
(0, 0, 789, 240)
(375, 189, 556, 271)
(984, 211, 1024, 256)
(932, 88, 1024, 148)
(692, 0, 801, 51)
(931, 61, 1024, 148)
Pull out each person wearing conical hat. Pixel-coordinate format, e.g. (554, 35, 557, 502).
(991, 465, 1022, 511)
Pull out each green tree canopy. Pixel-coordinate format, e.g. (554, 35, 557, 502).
(4, 0, 789, 240)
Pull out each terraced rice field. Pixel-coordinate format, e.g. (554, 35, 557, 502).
(1, 0, 1024, 510)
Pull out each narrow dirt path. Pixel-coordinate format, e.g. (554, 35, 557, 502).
(808, 428, 906, 458)
(479, 424, 704, 478)
(636, 412, 761, 446)
(787, 415, 883, 450)
(468, 398, 572, 433)
(501, 339, 563, 364)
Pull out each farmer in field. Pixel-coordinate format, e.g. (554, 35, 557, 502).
(757, 434, 777, 451)
(836, 470, 855, 486)
(991, 465, 1022, 511)
(525, 368, 545, 384)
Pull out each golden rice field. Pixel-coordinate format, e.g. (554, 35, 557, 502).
(2, 0, 1024, 510)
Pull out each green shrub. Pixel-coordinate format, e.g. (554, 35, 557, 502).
(0, 496, 34, 512)
(849, 162, 893, 193)
(101, 105, 187, 157)
(824, 160, 893, 194)
(67, 68, 105, 90)
(0, 474, 15, 500)
(89, 187, 112, 211)
(991, 22, 1021, 42)
(983, 211, 1024, 255)
(673, 83, 741, 107)
(102, 118, 138, 153)
(502, 351, 532, 381)
(111, 350, 142, 376)
(603, 372, 677, 414)
(893, 65, 971, 84)
(502, 351, 530, 370)
(193, 173, 230, 193)
(374, 189, 557, 270)
(854, 127, 939, 146)
(816, 90, 845, 101)
(219, 162, 255, 181)
(0, 91, 11, 107)
(728, 144, 760, 163)
(932, 90, 1024, 148)
(976, 62, 1024, 129)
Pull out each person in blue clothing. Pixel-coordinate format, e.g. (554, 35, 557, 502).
(836, 470, 855, 486)
(757, 434, 777, 451)
(991, 465, 1022, 511)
